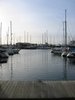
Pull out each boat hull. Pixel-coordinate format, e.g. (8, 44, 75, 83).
(67, 52, 75, 58)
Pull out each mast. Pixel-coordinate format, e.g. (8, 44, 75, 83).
(44, 32, 46, 44)
(27, 32, 28, 43)
(7, 27, 9, 46)
(42, 33, 43, 44)
(24, 31, 26, 43)
(64, 9, 67, 47)
(0, 22, 2, 45)
(10, 21, 12, 46)
(46, 30, 48, 44)
(30, 34, 31, 43)
(63, 21, 64, 45)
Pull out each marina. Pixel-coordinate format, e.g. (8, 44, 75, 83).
(0, 0, 75, 98)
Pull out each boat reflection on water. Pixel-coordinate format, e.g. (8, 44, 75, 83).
(68, 58, 75, 65)
(0, 58, 8, 63)
(63, 58, 67, 80)
(0, 64, 3, 80)
(10, 56, 13, 80)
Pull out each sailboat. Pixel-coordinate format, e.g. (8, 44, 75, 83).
(61, 9, 70, 57)
(7, 21, 14, 55)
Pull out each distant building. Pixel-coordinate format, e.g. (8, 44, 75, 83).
(16, 42, 37, 49)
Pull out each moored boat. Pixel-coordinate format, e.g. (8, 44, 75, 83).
(0, 58, 8, 63)
(67, 52, 75, 58)
(6, 48, 14, 55)
(0, 49, 9, 58)
(61, 10, 68, 57)
(51, 47, 62, 55)
(61, 48, 70, 57)
(13, 48, 20, 54)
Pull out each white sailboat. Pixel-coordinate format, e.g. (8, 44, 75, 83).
(51, 47, 62, 55)
(7, 21, 14, 55)
(61, 9, 69, 57)
(67, 52, 75, 58)
(67, 47, 75, 58)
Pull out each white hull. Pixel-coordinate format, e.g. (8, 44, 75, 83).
(67, 52, 75, 58)
(51, 48, 62, 55)
(61, 51, 68, 57)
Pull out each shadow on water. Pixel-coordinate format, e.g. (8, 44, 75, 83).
(62, 57, 75, 80)
(10, 56, 13, 80)
(51, 53, 61, 57)
(68, 58, 75, 65)
(62, 58, 67, 80)
(0, 64, 8, 98)
(0, 58, 8, 64)
(0, 64, 3, 80)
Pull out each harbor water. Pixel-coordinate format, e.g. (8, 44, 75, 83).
(0, 49, 75, 81)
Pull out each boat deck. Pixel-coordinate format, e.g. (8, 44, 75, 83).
(0, 80, 75, 98)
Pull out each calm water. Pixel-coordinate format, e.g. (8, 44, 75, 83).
(0, 49, 75, 81)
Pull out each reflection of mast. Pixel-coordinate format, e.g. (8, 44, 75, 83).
(63, 58, 67, 80)
(10, 56, 13, 80)
(0, 64, 3, 80)
(44, 50, 48, 79)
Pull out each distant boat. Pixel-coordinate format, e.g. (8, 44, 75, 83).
(51, 47, 62, 55)
(26, 44, 37, 49)
(6, 47, 14, 55)
(0, 48, 9, 58)
(6, 47, 20, 55)
(12, 48, 20, 54)
(0, 52, 9, 58)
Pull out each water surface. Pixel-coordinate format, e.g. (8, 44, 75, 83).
(0, 49, 75, 81)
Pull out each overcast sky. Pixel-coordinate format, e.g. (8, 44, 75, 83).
(0, 0, 75, 44)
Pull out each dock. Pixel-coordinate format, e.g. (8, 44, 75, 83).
(0, 80, 75, 98)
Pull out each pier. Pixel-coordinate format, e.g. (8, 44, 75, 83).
(0, 81, 75, 98)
